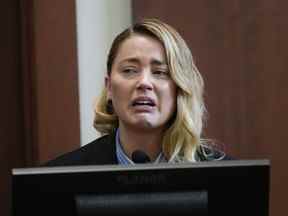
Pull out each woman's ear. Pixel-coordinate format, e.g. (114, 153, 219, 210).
(105, 75, 114, 114)
(105, 75, 112, 99)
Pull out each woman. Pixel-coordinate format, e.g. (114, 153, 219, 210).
(46, 19, 228, 166)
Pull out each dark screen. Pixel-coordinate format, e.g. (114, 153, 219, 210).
(12, 160, 270, 216)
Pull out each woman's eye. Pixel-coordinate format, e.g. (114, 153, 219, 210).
(122, 68, 137, 74)
(153, 70, 169, 77)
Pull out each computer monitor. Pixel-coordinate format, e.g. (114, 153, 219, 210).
(12, 159, 270, 216)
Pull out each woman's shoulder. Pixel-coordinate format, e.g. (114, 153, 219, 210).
(43, 133, 117, 167)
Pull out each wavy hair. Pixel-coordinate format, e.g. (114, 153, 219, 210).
(94, 19, 209, 162)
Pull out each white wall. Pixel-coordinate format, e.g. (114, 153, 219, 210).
(76, 0, 132, 145)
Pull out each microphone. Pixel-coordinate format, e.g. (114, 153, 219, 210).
(131, 150, 151, 163)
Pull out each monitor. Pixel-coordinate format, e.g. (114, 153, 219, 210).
(12, 159, 270, 216)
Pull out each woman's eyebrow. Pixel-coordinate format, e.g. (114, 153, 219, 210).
(118, 57, 140, 65)
(151, 59, 168, 67)
(118, 57, 167, 67)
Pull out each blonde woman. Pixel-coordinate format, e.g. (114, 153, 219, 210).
(46, 19, 230, 166)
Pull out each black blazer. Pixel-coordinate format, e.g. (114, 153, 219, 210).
(44, 132, 232, 166)
(45, 132, 118, 166)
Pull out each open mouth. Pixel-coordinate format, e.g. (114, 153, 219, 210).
(132, 97, 156, 107)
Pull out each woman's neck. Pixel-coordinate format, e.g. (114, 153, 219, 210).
(118, 125, 164, 161)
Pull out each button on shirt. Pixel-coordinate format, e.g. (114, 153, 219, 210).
(115, 129, 166, 165)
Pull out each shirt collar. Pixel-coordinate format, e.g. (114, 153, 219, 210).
(115, 128, 166, 165)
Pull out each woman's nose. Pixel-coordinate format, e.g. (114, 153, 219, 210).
(136, 71, 153, 91)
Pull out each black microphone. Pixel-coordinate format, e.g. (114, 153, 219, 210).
(131, 150, 151, 163)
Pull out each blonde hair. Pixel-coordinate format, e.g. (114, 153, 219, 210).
(94, 19, 208, 162)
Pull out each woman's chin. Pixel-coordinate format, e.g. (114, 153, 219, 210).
(128, 118, 157, 130)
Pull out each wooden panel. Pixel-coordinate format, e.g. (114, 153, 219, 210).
(133, 1, 288, 215)
(22, 0, 81, 164)
(0, 1, 25, 215)
(0, 1, 80, 215)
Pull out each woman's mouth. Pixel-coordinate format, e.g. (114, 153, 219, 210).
(132, 97, 156, 107)
(131, 97, 156, 111)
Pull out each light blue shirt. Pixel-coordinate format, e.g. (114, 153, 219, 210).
(115, 128, 166, 165)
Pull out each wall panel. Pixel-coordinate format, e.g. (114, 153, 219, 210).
(0, 1, 80, 215)
(133, 1, 288, 215)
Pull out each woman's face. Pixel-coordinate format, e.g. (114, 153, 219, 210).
(106, 34, 177, 132)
